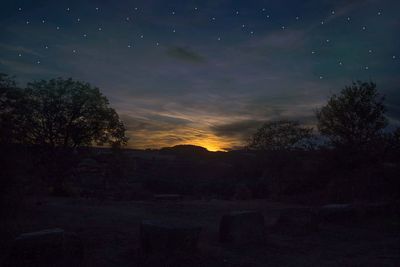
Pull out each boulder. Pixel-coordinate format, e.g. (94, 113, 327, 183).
(316, 204, 358, 223)
(5, 228, 83, 267)
(153, 194, 182, 201)
(140, 220, 201, 256)
(275, 208, 319, 234)
(219, 211, 265, 245)
(233, 184, 252, 200)
(356, 202, 400, 218)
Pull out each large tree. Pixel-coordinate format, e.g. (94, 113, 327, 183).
(316, 81, 387, 149)
(248, 120, 313, 151)
(0, 74, 22, 144)
(0, 77, 128, 148)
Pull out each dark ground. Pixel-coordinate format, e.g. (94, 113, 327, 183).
(1, 197, 399, 267)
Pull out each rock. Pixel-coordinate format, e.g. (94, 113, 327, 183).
(140, 220, 201, 256)
(316, 202, 400, 224)
(5, 228, 83, 267)
(356, 202, 400, 218)
(275, 208, 319, 234)
(317, 204, 358, 223)
(233, 184, 252, 200)
(153, 194, 182, 201)
(219, 211, 265, 245)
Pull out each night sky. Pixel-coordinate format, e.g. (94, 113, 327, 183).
(1, 0, 399, 151)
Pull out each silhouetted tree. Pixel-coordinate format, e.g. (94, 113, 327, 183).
(1, 77, 128, 148)
(389, 127, 400, 155)
(0, 74, 22, 144)
(316, 81, 387, 150)
(248, 120, 313, 151)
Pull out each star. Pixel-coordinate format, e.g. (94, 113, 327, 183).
(369, 49, 373, 53)
(45, 45, 49, 49)
(26, 20, 30, 24)
(347, 17, 351, 21)
(83, 34, 87, 38)
(56, 26, 60, 30)
(326, 39, 330, 43)
(127, 44, 132, 48)
(331, 10, 335, 15)
(339, 61, 343, 66)
(211, 17, 216, 21)
(311, 51, 315, 54)
(37, 60, 41, 64)
(98, 27, 102, 31)
(18, 7, 22, 11)
(319, 76, 323, 79)
(250, 31, 254, 35)
(156, 42, 160, 46)
(172, 29, 176, 33)
(393, 55, 396, 59)
(362, 26, 366, 30)
(77, 18, 81, 22)
(235, 11, 239, 15)
(18, 53, 22, 57)
(242, 24, 246, 28)
(262, 8, 266, 12)
(321, 21, 324, 25)
(378, 11, 382, 15)
(126, 17, 130, 21)
(217, 37, 221, 41)
(42, 19, 46, 23)
(72, 49, 76, 53)
(140, 34, 144, 38)
(281, 26, 286, 30)
(194, 7, 198, 11)
(365, 66, 369, 70)
(95, 7, 99, 11)
(296, 16, 299, 20)
(66, 8, 70, 12)
(172, 11, 175, 15)
(266, 15, 270, 18)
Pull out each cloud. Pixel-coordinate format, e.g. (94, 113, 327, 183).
(211, 119, 263, 139)
(0, 59, 62, 76)
(0, 43, 43, 57)
(166, 46, 206, 63)
(246, 30, 307, 50)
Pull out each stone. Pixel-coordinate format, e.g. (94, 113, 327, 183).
(140, 220, 201, 256)
(275, 208, 319, 234)
(356, 202, 400, 218)
(233, 184, 252, 200)
(5, 228, 83, 267)
(316, 204, 358, 223)
(219, 211, 265, 245)
(153, 194, 182, 201)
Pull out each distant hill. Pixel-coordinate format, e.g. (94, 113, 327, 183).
(160, 144, 210, 155)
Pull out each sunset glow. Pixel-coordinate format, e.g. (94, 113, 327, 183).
(1, 1, 399, 150)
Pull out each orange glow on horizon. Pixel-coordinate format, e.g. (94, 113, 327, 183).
(188, 139, 227, 152)
(126, 129, 242, 152)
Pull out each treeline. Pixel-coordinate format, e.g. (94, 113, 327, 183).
(247, 81, 399, 158)
(1, 74, 400, 209)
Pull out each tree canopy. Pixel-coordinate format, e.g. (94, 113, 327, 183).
(248, 120, 313, 151)
(316, 81, 387, 149)
(0, 76, 128, 148)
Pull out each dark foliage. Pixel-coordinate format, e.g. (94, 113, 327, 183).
(0, 75, 128, 148)
(248, 120, 314, 151)
(316, 81, 387, 150)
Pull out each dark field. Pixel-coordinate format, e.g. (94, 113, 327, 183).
(1, 197, 399, 267)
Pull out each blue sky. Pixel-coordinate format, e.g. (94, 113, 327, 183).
(1, 0, 399, 150)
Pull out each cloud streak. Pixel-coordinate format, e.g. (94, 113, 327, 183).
(166, 46, 206, 63)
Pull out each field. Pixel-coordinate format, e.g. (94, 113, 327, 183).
(1, 197, 399, 267)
